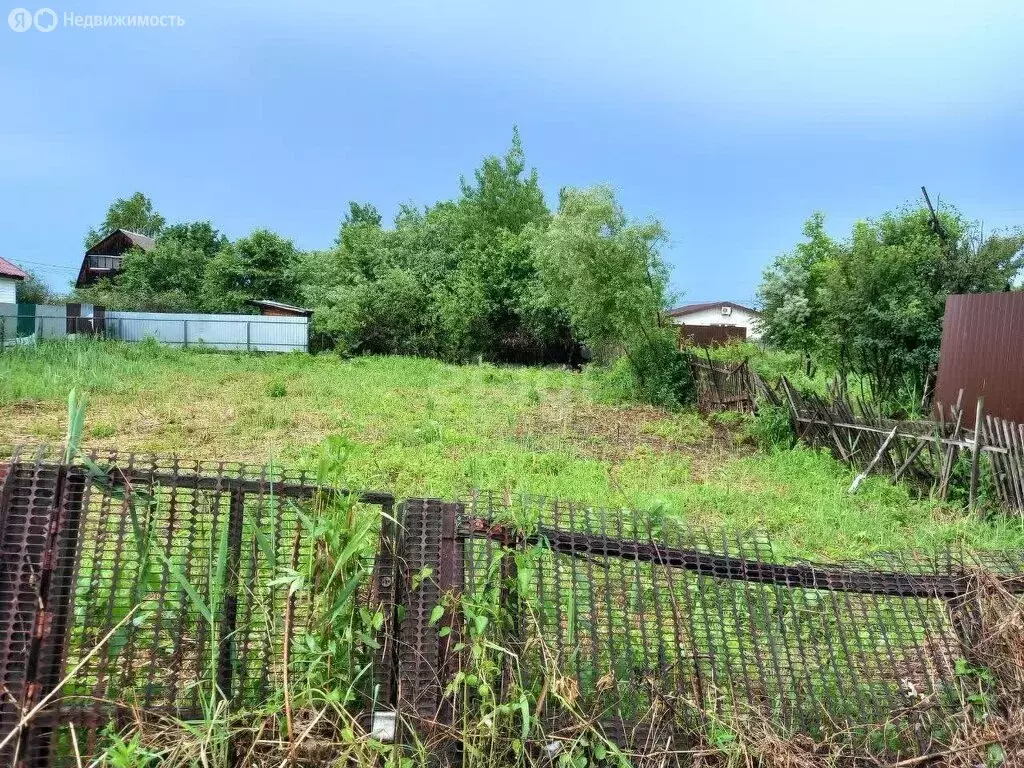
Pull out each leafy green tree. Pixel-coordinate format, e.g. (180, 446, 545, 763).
(459, 127, 549, 237)
(300, 131, 569, 362)
(760, 204, 1024, 406)
(452, 128, 555, 358)
(14, 267, 51, 304)
(757, 212, 837, 374)
(85, 192, 166, 248)
(823, 206, 1021, 402)
(119, 221, 227, 310)
(535, 185, 690, 406)
(202, 229, 299, 312)
(313, 267, 432, 355)
(295, 203, 396, 345)
(338, 202, 383, 236)
(74, 221, 228, 311)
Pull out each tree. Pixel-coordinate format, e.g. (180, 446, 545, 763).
(202, 229, 299, 312)
(535, 185, 690, 406)
(299, 131, 570, 363)
(312, 267, 432, 355)
(125, 221, 226, 310)
(824, 206, 1021, 402)
(459, 127, 549, 237)
(757, 212, 838, 374)
(85, 192, 166, 248)
(453, 127, 555, 357)
(14, 267, 51, 304)
(338, 202, 383, 236)
(74, 221, 228, 311)
(759, 204, 1024, 407)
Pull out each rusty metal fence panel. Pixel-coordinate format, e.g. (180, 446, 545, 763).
(3, 447, 1024, 765)
(0, 451, 66, 767)
(0, 446, 396, 767)
(453, 494, 1024, 756)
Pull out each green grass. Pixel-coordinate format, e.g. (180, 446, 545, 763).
(2, 338, 1022, 560)
(700, 340, 834, 394)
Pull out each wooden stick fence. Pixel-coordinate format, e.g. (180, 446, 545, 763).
(781, 377, 1024, 515)
(686, 352, 779, 414)
(684, 356, 1024, 516)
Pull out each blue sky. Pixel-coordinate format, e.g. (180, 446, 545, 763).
(2, 0, 1022, 304)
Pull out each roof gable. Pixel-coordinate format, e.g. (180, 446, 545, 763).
(85, 228, 157, 256)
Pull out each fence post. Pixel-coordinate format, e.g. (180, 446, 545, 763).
(969, 396, 985, 515)
(436, 502, 464, 730)
(215, 485, 246, 764)
(246, 321, 251, 353)
(366, 496, 400, 742)
(396, 499, 465, 755)
(183, 319, 188, 348)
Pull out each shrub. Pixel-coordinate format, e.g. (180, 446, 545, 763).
(746, 403, 794, 450)
(594, 335, 693, 409)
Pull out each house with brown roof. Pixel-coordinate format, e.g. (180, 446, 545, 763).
(0, 257, 28, 304)
(665, 301, 762, 341)
(75, 229, 156, 288)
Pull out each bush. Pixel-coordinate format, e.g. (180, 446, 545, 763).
(594, 333, 693, 409)
(745, 403, 794, 450)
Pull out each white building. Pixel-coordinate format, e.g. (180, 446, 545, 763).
(0, 258, 28, 304)
(665, 301, 763, 341)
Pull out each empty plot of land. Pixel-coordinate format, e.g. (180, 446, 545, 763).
(2, 340, 1021, 560)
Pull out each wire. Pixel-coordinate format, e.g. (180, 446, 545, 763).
(7, 258, 79, 274)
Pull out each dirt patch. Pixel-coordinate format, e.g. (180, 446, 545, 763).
(514, 392, 750, 475)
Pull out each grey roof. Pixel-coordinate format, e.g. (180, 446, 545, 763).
(85, 228, 156, 256)
(120, 230, 157, 250)
(666, 301, 759, 317)
(246, 299, 314, 316)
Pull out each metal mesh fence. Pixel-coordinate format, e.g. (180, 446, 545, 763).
(0, 446, 394, 767)
(455, 494, 1024, 755)
(2, 447, 1023, 765)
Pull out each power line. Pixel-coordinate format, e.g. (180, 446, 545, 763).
(7, 258, 78, 274)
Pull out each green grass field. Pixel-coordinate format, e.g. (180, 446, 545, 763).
(2, 339, 1022, 560)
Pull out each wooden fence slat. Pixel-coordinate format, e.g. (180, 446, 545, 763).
(849, 426, 899, 493)
(969, 397, 985, 513)
(1001, 418, 1022, 511)
(785, 382, 1024, 515)
(983, 417, 1009, 509)
(1009, 421, 1024, 512)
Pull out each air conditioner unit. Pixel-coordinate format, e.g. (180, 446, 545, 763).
(721, 306, 732, 316)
